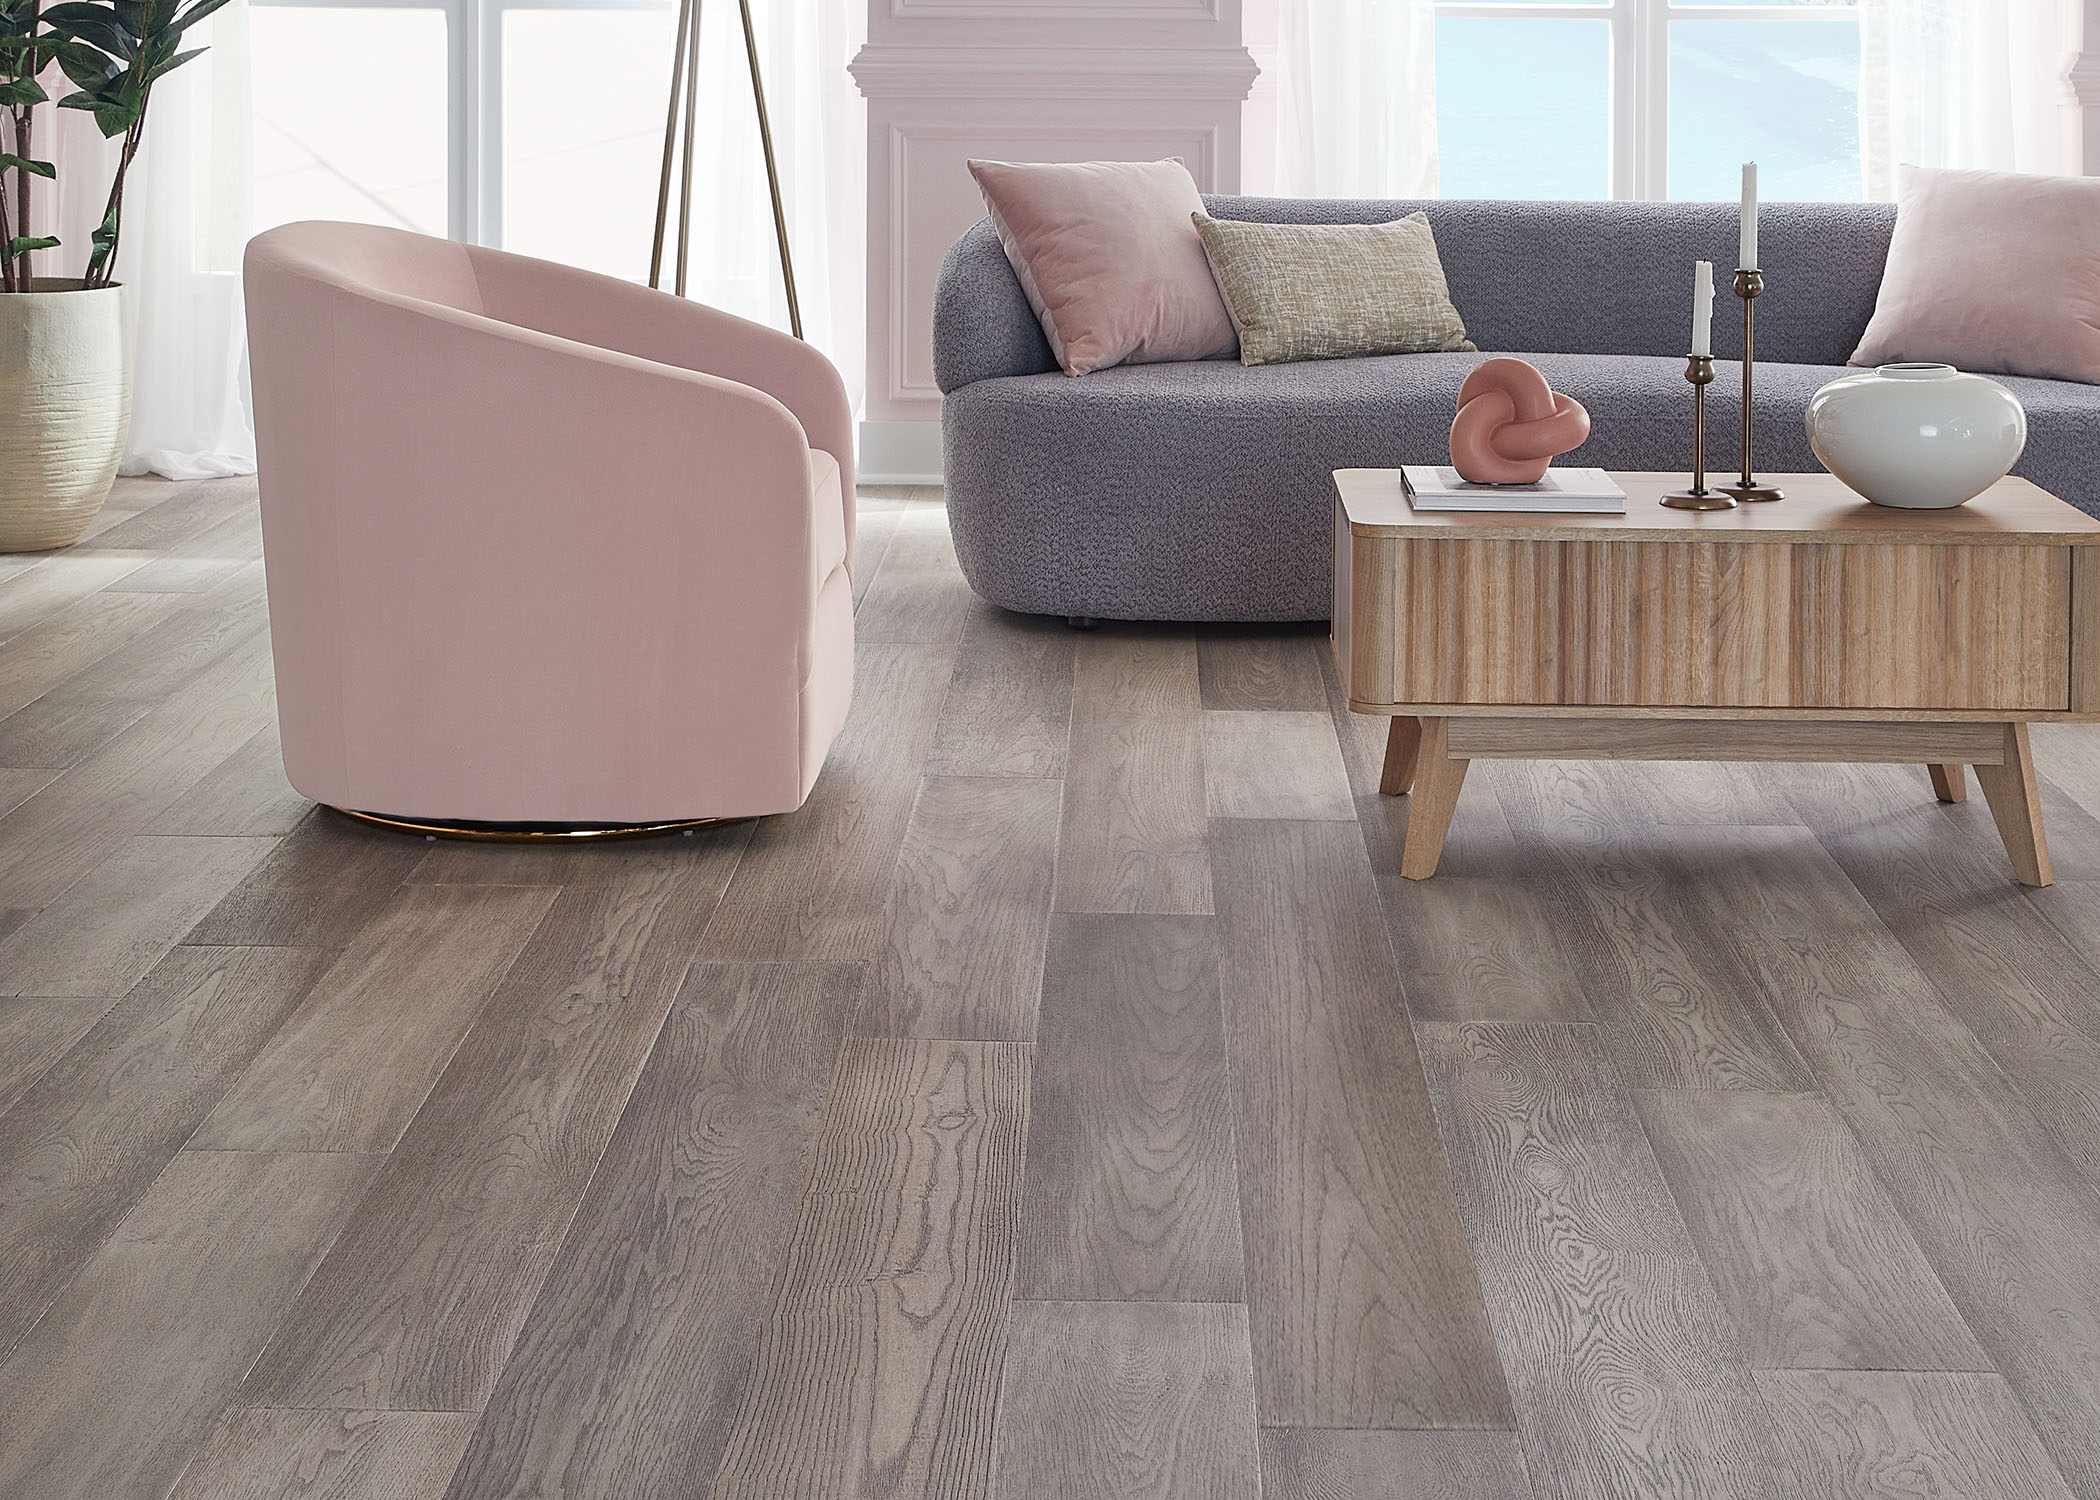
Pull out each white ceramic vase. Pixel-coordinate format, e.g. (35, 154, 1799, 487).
(0, 279, 132, 551)
(1803, 362, 2026, 509)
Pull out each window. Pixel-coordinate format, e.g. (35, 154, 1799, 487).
(1434, 0, 1862, 201)
(250, 0, 684, 281)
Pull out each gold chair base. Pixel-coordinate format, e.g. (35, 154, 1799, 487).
(325, 806, 742, 842)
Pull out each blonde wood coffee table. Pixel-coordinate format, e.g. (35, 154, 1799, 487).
(1331, 470, 2100, 884)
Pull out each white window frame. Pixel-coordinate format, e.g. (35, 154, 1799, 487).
(252, 0, 672, 245)
(1431, 0, 1861, 200)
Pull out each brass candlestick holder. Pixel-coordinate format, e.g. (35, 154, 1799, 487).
(1661, 355, 1734, 510)
(1720, 269, 1783, 502)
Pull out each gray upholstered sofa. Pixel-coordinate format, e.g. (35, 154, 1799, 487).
(934, 195, 2100, 622)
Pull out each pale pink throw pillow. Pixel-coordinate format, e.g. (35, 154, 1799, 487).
(1851, 165, 2100, 384)
(969, 158, 1240, 376)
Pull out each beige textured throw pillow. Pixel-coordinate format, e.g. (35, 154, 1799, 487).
(1193, 212, 1475, 366)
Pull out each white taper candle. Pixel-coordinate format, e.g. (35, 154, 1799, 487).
(1740, 161, 1759, 270)
(1692, 260, 1714, 357)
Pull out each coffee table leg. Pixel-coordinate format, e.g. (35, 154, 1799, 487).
(1400, 718, 1469, 881)
(1380, 716, 1423, 796)
(1974, 723, 2053, 887)
(1928, 764, 1968, 803)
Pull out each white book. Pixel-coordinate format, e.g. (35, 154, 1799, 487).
(1401, 465, 1627, 515)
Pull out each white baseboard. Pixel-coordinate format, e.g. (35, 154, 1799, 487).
(858, 419, 944, 486)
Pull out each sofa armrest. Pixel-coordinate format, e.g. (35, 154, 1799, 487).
(933, 219, 1058, 393)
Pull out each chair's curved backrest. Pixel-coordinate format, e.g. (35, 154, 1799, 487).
(248, 219, 486, 318)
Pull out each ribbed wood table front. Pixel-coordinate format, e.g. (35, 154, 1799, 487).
(1332, 470, 2100, 883)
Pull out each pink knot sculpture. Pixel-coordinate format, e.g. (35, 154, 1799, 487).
(1448, 357, 1592, 485)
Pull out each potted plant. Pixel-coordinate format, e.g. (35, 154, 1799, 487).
(0, 0, 225, 550)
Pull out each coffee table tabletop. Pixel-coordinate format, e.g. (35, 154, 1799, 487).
(1331, 470, 2100, 885)
(1333, 469, 2100, 546)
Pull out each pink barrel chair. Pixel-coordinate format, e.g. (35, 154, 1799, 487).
(243, 222, 854, 833)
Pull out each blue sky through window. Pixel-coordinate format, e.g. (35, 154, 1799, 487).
(1436, 13, 1862, 200)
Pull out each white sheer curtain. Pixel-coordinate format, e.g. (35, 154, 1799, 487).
(670, 0, 865, 409)
(45, 0, 255, 478)
(1271, 0, 1438, 198)
(1860, 0, 2084, 195)
(38, 0, 862, 480)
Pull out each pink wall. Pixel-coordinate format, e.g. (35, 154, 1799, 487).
(850, 0, 1257, 480)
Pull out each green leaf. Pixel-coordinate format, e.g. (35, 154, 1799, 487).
(83, 203, 117, 282)
(0, 73, 46, 105)
(44, 3, 135, 56)
(143, 40, 198, 80)
(4, 235, 61, 257)
(172, 0, 229, 31)
(0, 153, 56, 177)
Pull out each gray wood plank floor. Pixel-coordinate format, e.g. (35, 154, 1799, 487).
(5, 476, 2100, 1497)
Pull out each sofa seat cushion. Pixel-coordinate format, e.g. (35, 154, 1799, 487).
(942, 351, 2100, 621)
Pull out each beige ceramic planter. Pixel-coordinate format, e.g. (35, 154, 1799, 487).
(0, 279, 131, 551)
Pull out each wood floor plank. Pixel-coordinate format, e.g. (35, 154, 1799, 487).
(860, 774, 1061, 1041)
(854, 501, 974, 646)
(0, 587, 186, 727)
(1687, 823, 2100, 1497)
(1195, 627, 1331, 712)
(169, 1409, 478, 1500)
(149, 724, 308, 836)
(0, 603, 261, 767)
(1202, 710, 1355, 822)
(1260, 1429, 1533, 1500)
(405, 819, 750, 888)
(850, 500, 902, 609)
(238, 851, 745, 1413)
(72, 474, 256, 556)
(1785, 761, 2100, 1181)
(0, 995, 123, 1117)
(2031, 722, 2100, 829)
(0, 621, 275, 907)
(443, 962, 865, 1500)
(191, 883, 558, 1153)
(1210, 817, 1511, 1429)
(711, 1036, 1030, 1500)
(0, 764, 57, 814)
(186, 808, 434, 947)
(0, 834, 275, 997)
(1017, 914, 1243, 1302)
(701, 641, 956, 959)
(1756, 1370, 2078, 1500)
(1418, 1020, 1792, 1500)
(0, 550, 157, 646)
(1488, 760, 1816, 1092)
(0, 945, 330, 1357)
(0, 1149, 380, 1500)
(925, 602, 1074, 779)
(1634, 1088, 1986, 1372)
(1055, 633, 1211, 915)
(1382, 872, 1593, 1024)
(988, 1300, 1260, 1500)
(102, 506, 261, 593)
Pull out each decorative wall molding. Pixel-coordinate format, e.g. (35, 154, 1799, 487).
(2073, 37, 2100, 172)
(853, 0, 1256, 460)
(849, 44, 1259, 100)
(2081, 0, 2100, 173)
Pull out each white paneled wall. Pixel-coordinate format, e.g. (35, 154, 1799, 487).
(850, 0, 1256, 480)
